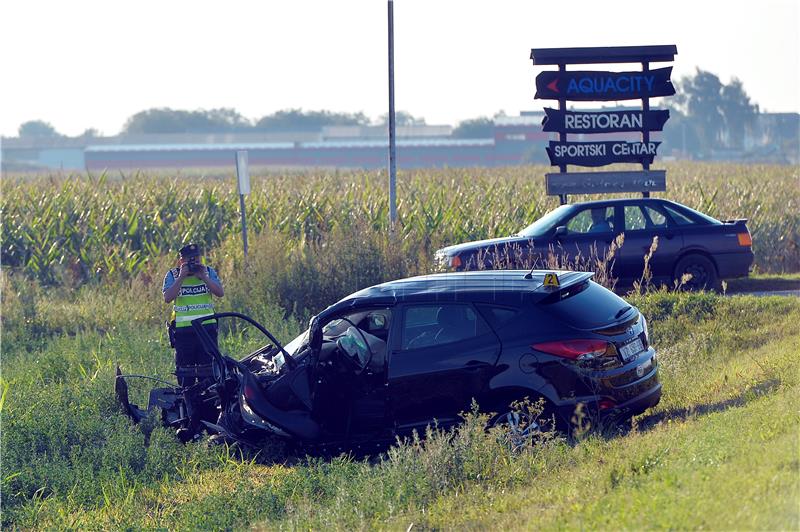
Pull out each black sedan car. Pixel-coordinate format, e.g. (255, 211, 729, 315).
(435, 198, 754, 290)
(117, 270, 660, 453)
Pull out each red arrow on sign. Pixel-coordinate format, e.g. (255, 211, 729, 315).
(547, 78, 559, 93)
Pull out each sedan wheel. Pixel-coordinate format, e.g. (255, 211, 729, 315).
(674, 254, 719, 291)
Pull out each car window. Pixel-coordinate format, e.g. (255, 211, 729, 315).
(539, 280, 633, 329)
(401, 304, 488, 350)
(565, 206, 614, 234)
(476, 305, 519, 330)
(624, 205, 647, 231)
(518, 204, 575, 237)
(663, 205, 694, 226)
(643, 205, 668, 228)
(324, 309, 392, 341)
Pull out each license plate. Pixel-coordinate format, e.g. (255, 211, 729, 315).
(619, 337, 644, 362)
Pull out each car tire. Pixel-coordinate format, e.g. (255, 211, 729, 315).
(673, 254, 719, 291)
(488, 401, 559, 447)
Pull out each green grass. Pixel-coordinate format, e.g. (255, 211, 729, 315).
(2, 281, 798, 529)
(2, 163, 799, 529)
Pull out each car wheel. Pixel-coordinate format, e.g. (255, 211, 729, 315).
(490, 411, 541, 449)
(489, 404, 557, 449)
(673, 254, 719, 291)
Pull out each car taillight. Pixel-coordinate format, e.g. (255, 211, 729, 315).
(532, 339, 612, 361)
(599, 399, 617, 410)
(737, 232, 752, 247)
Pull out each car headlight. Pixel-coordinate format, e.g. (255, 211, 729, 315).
(434, 251, 461, 270)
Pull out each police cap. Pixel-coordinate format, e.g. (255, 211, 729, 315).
(179, 243, 202, 258)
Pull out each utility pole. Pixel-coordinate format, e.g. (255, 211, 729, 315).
(387, 0, 398, 230)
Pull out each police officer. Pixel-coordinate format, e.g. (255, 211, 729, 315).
(162, 243, 224, 386)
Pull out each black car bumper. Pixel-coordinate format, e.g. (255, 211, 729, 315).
(550, 349, 662, 426)
(606, 381, 662, 418)
(714, 250, 755, 279)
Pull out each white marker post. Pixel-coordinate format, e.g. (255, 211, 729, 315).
(235, 150, 250, 258)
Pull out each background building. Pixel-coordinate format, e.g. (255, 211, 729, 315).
(2, 112, 797, 172)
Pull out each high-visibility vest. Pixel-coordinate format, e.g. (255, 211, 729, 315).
(170, 268, 216, 328)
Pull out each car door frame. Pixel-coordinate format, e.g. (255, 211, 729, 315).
(311, 306, 394, 441)
(385, 300, 502, 434)
(617, 200, 684, 283)
(552, 203, 618, 271)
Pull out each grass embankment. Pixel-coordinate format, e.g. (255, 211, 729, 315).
(2, 278, 798, 529)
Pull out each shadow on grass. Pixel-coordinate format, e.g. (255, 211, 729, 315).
(634, 378, 781, 433)
(725, 276, 800, 293)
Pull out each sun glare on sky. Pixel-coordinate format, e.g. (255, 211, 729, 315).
(0, 0, 797, 136)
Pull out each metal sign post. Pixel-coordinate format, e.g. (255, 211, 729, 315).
(387, 0, 398, 231)
(235, 150, 250, 258)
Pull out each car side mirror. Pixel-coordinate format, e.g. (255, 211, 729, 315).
(554, 225, 567, 237)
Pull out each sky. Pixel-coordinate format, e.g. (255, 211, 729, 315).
(1, 0, 798, 137)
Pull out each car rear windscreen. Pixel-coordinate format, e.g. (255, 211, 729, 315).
(539, 281, 634, 329)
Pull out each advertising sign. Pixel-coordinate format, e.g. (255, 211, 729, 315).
(542, 108, 670, 133)
(546, 141, 660, 167)
(545, 170, 667, 195)
(530, 45, 676, 200)
(535, 66, 674, 101)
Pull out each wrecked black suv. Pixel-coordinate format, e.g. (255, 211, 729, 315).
(117, 270, 660, 452)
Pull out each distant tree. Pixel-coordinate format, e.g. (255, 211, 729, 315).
(660, 109, 701, 158)
(80, 128, 100, 138)
(255, 109, 369, 131)
(122, 108, 252, 135)
(719, 78, 759, 150)
(671, 69, 759, 156)
(18, 120, 61, 138)
(377, 111, 426, 127)
(452, 117, 494, 138)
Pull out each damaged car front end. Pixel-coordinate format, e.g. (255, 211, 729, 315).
(116, 311, 387, 452)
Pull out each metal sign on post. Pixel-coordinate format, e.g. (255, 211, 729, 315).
(530, 45, 677, 203)
(235, 150, 250, 258)
(542, 108, 670, 133)
(534, 66, 675, 101)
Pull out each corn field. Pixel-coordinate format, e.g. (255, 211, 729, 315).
(1, 163, 798, 284)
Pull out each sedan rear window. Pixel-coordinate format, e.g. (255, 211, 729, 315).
(540, 281, 633, 329)
(663, 205, 694, 226)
